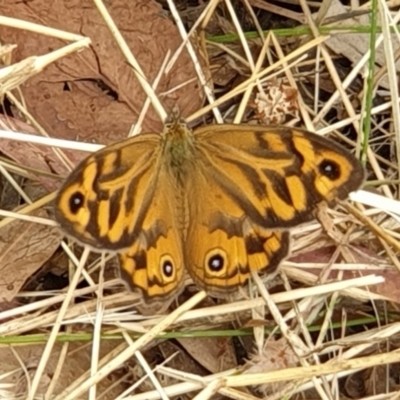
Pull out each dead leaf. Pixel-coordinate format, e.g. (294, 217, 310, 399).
(0, 116, 86, 192)
(244, 338, 298, 396)
(177, 336, 237, 373)
(130, 340, 207, 398)
(0, 0, 204, 145)
(0, 341, 125, 399)
(290, 245, 400, 303)
(325, 0, 400, 90)
(0, 209, 61, 301)
(158, 340, 207, 375)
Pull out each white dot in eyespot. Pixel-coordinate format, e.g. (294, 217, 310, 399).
(209, 254, 224, 272)
(73, 196, 82, 205)
(162, 259, 174, 277)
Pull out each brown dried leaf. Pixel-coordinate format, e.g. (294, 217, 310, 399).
(130, 341, 206, 398)
(177, 336, 237, 373)
(0, 341, 125, 399)
(158, 340, 207, 379)
(1, 0, 203, 145)
(0, 209, 61, 301)
(0, 116, 86, 192)
(325, 0, 400, 90)
(290, 245, 400, 303)
(345, 362, 400, 398)
(244, 338, 298, 396)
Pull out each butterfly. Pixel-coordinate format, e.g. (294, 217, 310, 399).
(54, 118, 364, 305)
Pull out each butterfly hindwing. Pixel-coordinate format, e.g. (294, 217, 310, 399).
(186, 220, 289, 296)
(184, 160, 290, 295)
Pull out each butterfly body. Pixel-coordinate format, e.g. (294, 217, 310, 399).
(55, 121, 364, 304)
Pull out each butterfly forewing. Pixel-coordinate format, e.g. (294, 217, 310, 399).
(55, 134, 163, 250)
(193, 125, 364, 229)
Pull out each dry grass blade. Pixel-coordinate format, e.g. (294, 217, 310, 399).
(54, 292, 207, 400)
(92, 0, 167, 122)
(225, 351, 400, 387)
